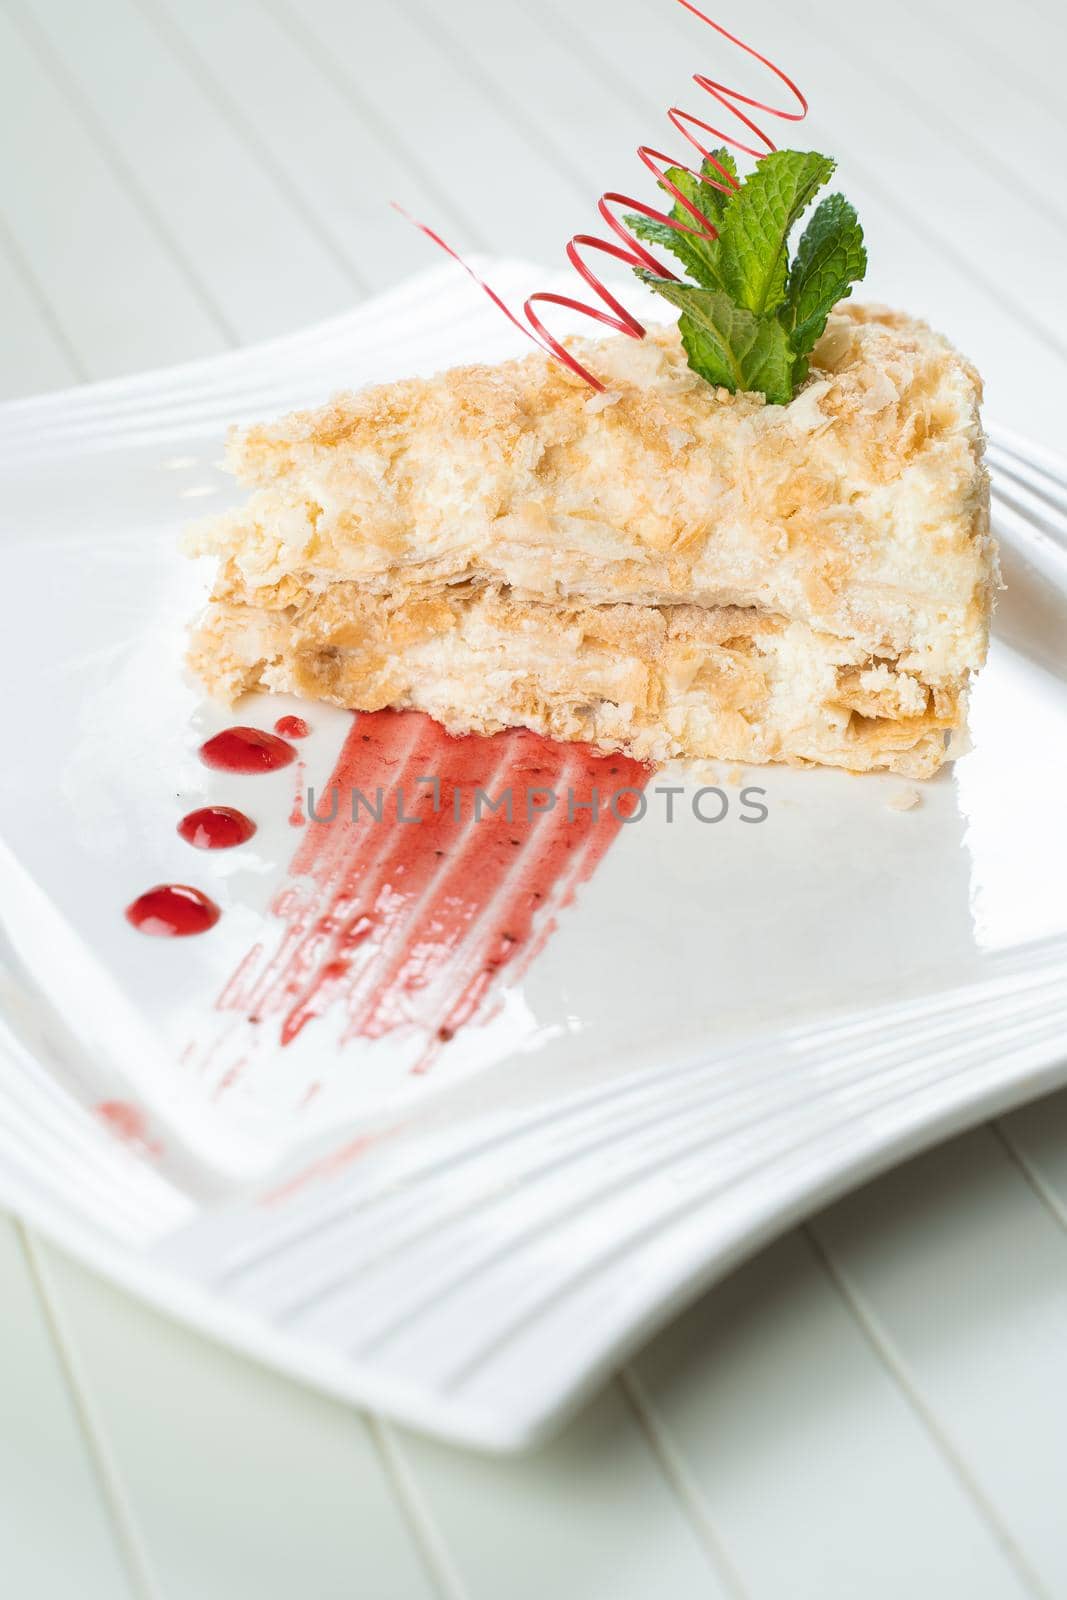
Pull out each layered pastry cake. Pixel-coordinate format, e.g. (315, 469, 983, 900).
(188, 303, 992, 778)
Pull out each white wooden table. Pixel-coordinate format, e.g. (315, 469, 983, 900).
(3, 1, 1067, 1593)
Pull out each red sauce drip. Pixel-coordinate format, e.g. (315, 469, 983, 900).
(289, 760, 306, 828)
(126, 884, 220, 937)
(94, 1100, 162, 1156)
(274, 715, 309, 739)
(96, 1100, 146, 1139)
(200, 726, 297, 773)
(178, 805, 257, 850)
(213, 710, 649, 1060)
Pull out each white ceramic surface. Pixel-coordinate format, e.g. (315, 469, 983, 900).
(1, 260, 1065, 1449)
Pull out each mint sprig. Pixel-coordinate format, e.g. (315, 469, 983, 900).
(627, 151, 737, 291)
(625, 148, 866, 404)
(632, 275, 795, 403)
(781, 191, 867, 382)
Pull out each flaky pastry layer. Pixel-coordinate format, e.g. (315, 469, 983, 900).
(190, 584, 963, 779)
(187, 305, 993, 777)
(189, 306, 994, 688)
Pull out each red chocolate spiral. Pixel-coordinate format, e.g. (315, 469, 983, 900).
(397, 1, 807, 390)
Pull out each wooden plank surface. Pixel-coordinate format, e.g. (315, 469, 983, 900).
(2, 1, 1067, 1595)
(32, 1242, 445, 1600)
(0, 226, 84, 397)
(0, 2, 230, 377)
(629, 1229, 1038, 1598)
(390, 1387, 735, 1600)
(20, 0, 357, 343)
(812, 1131, 1067, 1596)
(148, 0, 434, 293)
(0, 1221, 141, 1599)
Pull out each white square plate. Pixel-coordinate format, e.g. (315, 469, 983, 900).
(1, 261, 1065, 1450)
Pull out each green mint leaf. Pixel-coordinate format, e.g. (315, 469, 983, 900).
(681, 308, 794, 405)
(781, 192, 867, 355)
(625, 212, 724, 291)
(718, 149, 835, 316)
(666, 148, 739, 234)
(637, 272, 794, 404)
(623, 148, 739, 291)
(627, 146, 865, 405)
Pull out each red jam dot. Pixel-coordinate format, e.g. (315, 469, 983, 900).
(199, 726, 297, 774)
(274, 715, 309, 739)
(178, 805, 256, 850)
(126, 884, 221, 937)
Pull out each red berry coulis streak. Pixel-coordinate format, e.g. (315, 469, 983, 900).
(212, 710, 649, 1057)
(178, 805, 257, 850)
(199, 726, 297, 773)
(274, 715, 310, 739)
(126, 884, 220, 937)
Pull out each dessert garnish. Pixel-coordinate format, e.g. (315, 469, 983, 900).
(125, 884, 221, 937)
(178, 806, 257, 850)
(203, 711, 649, 1067)
(625, 147, 865, 402)
(199, 725, 297, 773)
(399, 0, 864, 401)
